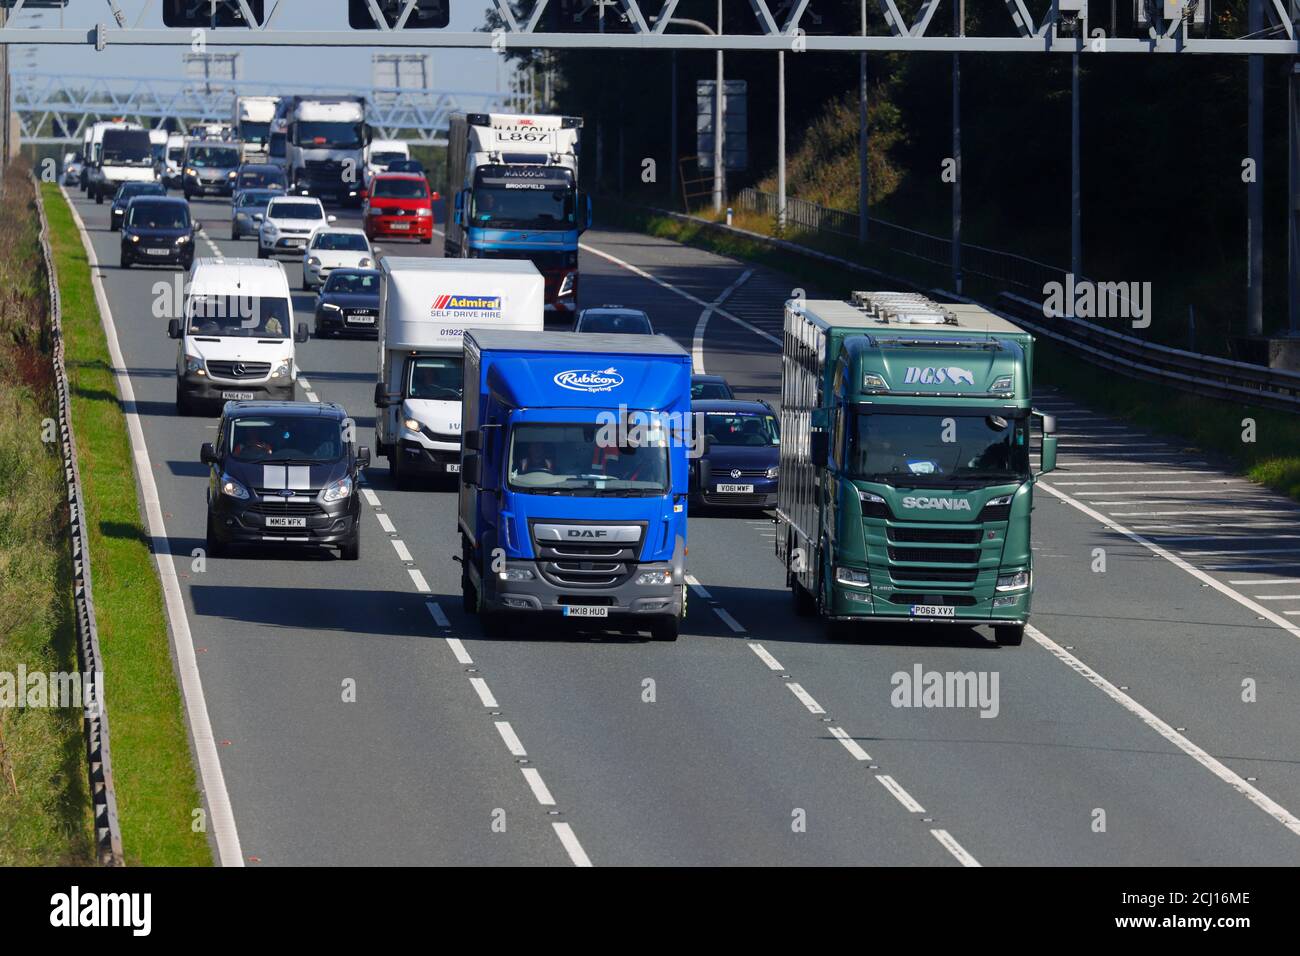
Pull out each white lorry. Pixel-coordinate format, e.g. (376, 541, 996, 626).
(373, 258, 544, 488)
(87, 125, 158, 202)
(80, 120, 132, 193)
(281, 95, 369, 205)
(234, 96, 280, 161)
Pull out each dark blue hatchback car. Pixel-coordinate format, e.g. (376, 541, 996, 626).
(692, 400, 781, 510)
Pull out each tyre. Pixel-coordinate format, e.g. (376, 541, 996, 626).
(649, 616, 679, 642)
(994, 624, 1025, 647)
(175, 383, 192, 416)
(110, 220, 119, 232)
(205, 511, 227, 558)
(339, 523, 360, 561)
(391, 448, 411, 490)
(257, 244, 267, 259)
(420, 236, 432, 245)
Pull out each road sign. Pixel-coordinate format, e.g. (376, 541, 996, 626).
(697, 79, 746, 174)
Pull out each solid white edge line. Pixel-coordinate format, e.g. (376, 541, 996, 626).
(828, 726, 871, 761)
(426, 601, 451, 629)
(408, 568, 432, 593)
(785, 682, 826, 715)
(876, 774, 926, 813)
(930, 829, 981, 867)
(444, 636, 473, 665)
(713, 606, 746, 633)
(521, 767, 556, 805)
(552, 822, 593, 867)
(1037, 480, 1300, 641)
(60, 187, 245, 867)
(746, 641, 784, 671)
(494, 720, 527, 757)
(1027, 624, 1300, 836)
(468, 677, 499, 708)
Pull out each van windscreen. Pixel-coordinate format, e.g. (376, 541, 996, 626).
(186, 294, 291, 338)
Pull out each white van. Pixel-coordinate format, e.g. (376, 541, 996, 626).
(168, 258, 308, 415)
(365, 139, 411, 183)
(373, 258, 544, 487)
(163, 133, 188, 188)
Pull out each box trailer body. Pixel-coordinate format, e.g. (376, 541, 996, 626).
(458, 330, 691, 640)
(775, 293, 1058, 646)
(373, 258, 545, 484)
(444, 112, 589, 314)
(234, 96, 280, 160)
(87, 125, 157, 201)
(280, 96, 369, 204)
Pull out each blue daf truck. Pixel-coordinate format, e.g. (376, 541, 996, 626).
(458, 330, 693, 641)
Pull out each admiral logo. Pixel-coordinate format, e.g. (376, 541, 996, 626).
(901, 496, 972, 511)
(904, 366, 976, 386)
(554, 367, 624, 392)
(432, 294, 501, 312)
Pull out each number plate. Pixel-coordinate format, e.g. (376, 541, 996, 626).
(285, 239, 305, 247)
(390, 222, 411, 230)
(445, 463, 461, 474)
(221, 390, 255, 400)
(716, 483, 754, 494)
(346, 314, 376, 324)
(910, 604, 955, 618)
(265, 516, 307, 529)
(146, 248, 171, 256)
(563, 605, 608, 618)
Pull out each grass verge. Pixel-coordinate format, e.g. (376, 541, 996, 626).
(42, 181, 211, 866)
(0, 165, 93, 865)
(597, 197, 1300, 503)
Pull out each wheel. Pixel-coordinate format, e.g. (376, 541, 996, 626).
(391, 448, 411, 490)
(110, 221, 119, 232)
(339, 523, 360, 561)
(205, 511, 227, 558)
(230, 227, 238, 241)
(175, 383, 192, 416)
(420, 236, 432, 245)
(257, 244, 267, 259)
(649, 616, 679, 642)
(302, 275, 310, 291)
(994, 624, 1025, 647)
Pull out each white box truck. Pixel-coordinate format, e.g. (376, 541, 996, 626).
(234, 96, 280, 160)
(373, 258, 544, 488)
(281, 95, 369, 205)
(88, 125, 157, 202)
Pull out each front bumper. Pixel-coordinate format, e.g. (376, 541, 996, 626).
(209, 493, 359, 547)
(261, 234, 311, 254)
(482, 560, 684, 618)
(185, 175, 235, 196)
(180, 373, 294, 406)
(123, 241, 194, 266)
(396, 437, 461, 475)
(316, 307, 379, 337)
(824, 580, 1030, 625)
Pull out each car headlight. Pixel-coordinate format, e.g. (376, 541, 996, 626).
(498, 568, 534, 582)
(175, 235, 190, 245)
(129, 234, 140, 243)
(270, 360, 291, 379)
(635, 570, 672, 586)
(403, 417, 422, 433)
(220, 475, 249, 499)
(308, 257, 321, 267)
(184, 355, 206, 375)
(765, 466, 779, 479)
(416, 207, 431, 217)
(359, 258, 372, 268)
(835, 567, 872, 588)
(185, 167, 196, 176)
(322, 476, 353, 503)
(996, 570, 1031, 592)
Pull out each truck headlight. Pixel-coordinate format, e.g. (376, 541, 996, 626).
(184, 355, 206, 375)
(857, 490, 885, 504)
(996, 571, 1031, 592)
(835, 567, 871, 588)
(403, 417, 423, 434)
(986, 494, 1013, 507)
(558, 272, 576, 296)
(498, 568, 534, 582)
(765, 466, 779, 479)
(359, 258, 372, 268)
(220, 475, 249, 500)
(322, 476, 353, 502)
(635, 570, 672, 586)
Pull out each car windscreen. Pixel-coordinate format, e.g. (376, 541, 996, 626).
(168, 147, 184, 162)
(186, 294, 291, 338)
(324, 272, 380, 295)
(406, 355, 462, 401)
(507, 423, 669, 495)
(703, 412, 780, 447)
(188, 146, 240, 168)
(578, 313, 651, 334)
(239, 169, 284, 188)
(228, 416, 344, 464)
(849, 411, 1030, 483)
(237, 191, 275, 207)
(372, 178, 428, 199)
(268, 203, 322, 220)
(126, 202, 189, 229)
(116, 183, 164, 200)
(691, 381, 733, 400)
(311, 233, 369, 252)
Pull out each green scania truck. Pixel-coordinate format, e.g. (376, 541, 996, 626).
(775, 292, 1058, 646)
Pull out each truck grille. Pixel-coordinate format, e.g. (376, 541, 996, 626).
(889, 567, 979, 584)
(882, 593, 978, 607)
(887, 526, 982, 544)
(531, 522, 645, 589)
(207, 360, 271, 380)
(887, 546, 980, 564)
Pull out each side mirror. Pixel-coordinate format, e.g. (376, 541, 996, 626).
(295, 323, 308, 344)
(461, 453, 481, 487)
(1039, 413, 1057, 436)
(200, 442, 218, 465)
(167, 319, 181, 339)
(374, 382, 394, 408)
(327, 214, 337, 224)
(1038, 435, 1058, 476)
(356, 445, 371, 468)
(463, 429, 481, 451)
(810, 431, 830, 469)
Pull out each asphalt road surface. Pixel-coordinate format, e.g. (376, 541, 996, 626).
(66, 185, 1300, 867)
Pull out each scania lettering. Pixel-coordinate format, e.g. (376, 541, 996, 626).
(444, 112, 591, 314)
(776, 292, 1058, 647)
(373, 259, 544, 488)
(459, 331, 691, 642)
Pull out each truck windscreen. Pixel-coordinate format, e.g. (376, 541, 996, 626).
(101, 131, 152, 164)
(240, 121, 270, 145)
(296, 122, 364, 149)
(848, 412, 1029, 483)
(406, 356, 462, 401)
(507, 423, 669, 495)
(471, 184, 575, 230)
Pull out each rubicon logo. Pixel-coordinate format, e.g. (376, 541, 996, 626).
(554, 368, 624, 392)
(901, 496, 972, 511)
(904, 366, 976, 386)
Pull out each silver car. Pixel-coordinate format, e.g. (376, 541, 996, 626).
(229, 188, 279, 241)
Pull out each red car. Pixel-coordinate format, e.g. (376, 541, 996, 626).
(362, 172, 436, 244)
